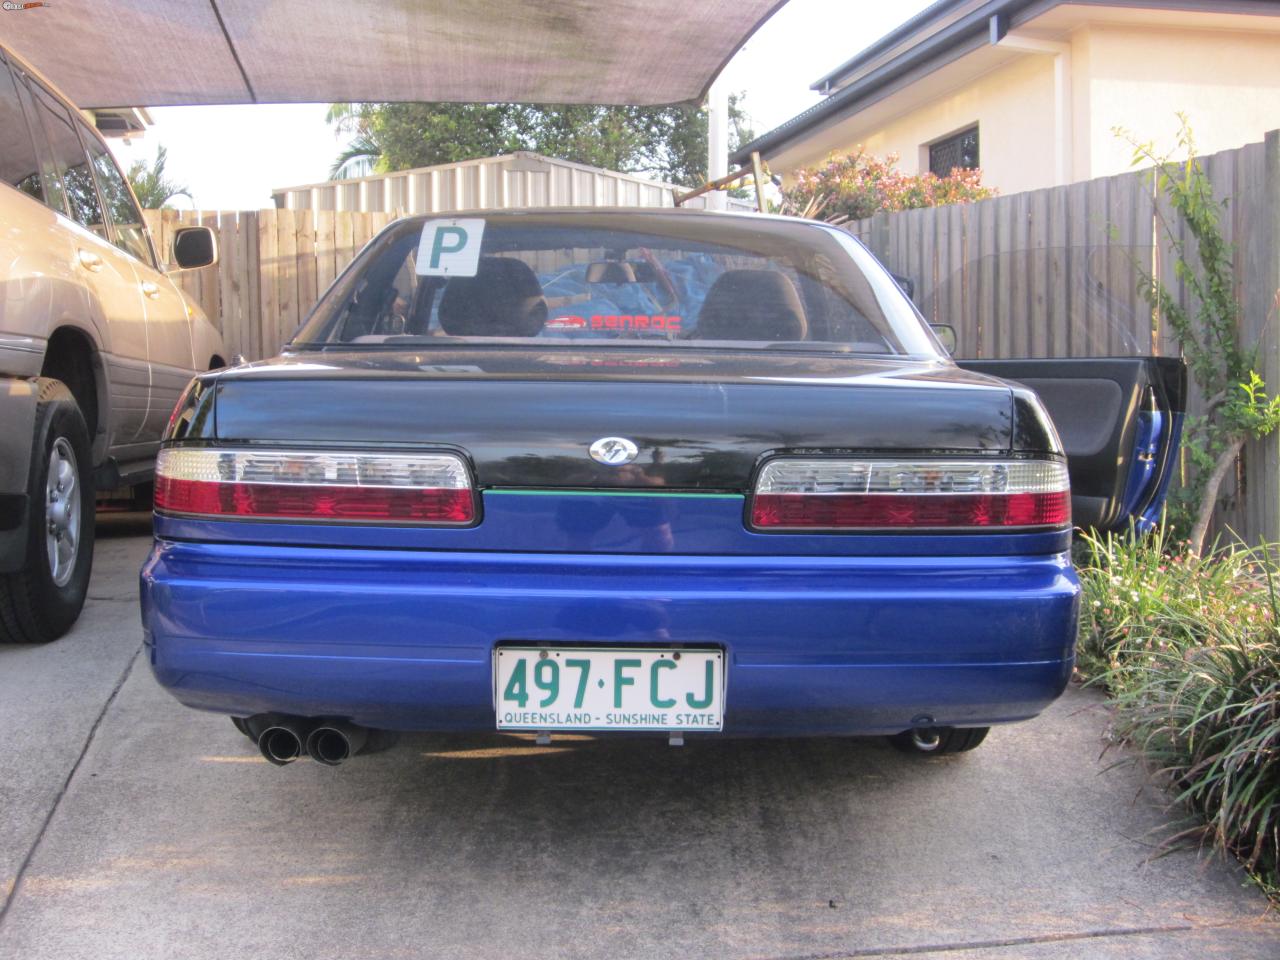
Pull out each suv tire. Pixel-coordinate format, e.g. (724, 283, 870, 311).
(0, 380, 95, 643)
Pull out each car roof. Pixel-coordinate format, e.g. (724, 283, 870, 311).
(394, 206, 822, 228)
(2, 43, 83, 115)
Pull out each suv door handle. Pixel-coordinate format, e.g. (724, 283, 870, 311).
(141, 281, 161, 300)
(77, 249, 103, 272)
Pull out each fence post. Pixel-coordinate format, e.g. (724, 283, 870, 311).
(242, 211, 260, 362)
(257, 209, 277, 362)
(870, 212, 891, 264)
(1262, 130, 1280, 543)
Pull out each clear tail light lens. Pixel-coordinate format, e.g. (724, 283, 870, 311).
(750, 459, 1070, 531)
(155, 448, 475, 524)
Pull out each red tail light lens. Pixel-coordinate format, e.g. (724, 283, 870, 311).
(750, 459, 1070, 531)
(155, 449, 475, 525)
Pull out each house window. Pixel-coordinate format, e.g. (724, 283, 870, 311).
(929, 126, 979, 177)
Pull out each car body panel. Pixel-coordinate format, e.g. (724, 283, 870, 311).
(136, 266, 198, 439)
(60, 213, 152, 445)
(142, 530, 1078, 735)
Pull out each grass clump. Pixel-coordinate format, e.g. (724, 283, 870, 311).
(1076, 528, 1280, 890)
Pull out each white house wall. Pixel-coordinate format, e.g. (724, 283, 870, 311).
(776, 54, 1059, 197)
(767, 11, 1280, 198)
(1080, 23, 1280, 180)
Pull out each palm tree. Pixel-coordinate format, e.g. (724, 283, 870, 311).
(329, 135, 383, 179)
(126, 146, 191, 208)
(326, 103, 383, 179)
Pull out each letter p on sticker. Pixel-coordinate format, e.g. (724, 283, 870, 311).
(430, 227, 467, 266)
(416, 218, 486, 277)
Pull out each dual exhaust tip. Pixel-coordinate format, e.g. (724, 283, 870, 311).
(257, 718, 369, 767)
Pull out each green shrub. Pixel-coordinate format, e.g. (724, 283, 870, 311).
(1076, 528, 1279, 889)
(1118, 117, 1280, 554)
(1076, 527, 1272, 683)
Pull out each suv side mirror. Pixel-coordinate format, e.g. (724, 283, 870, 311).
(930, 323, 958, 355)
(172, 226, 218, 270)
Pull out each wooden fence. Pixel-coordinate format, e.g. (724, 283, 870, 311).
(846, 131, 1280, 543)
(143, 208, 401, 362)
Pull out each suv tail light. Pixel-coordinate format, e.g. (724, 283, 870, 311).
(750, 459, 1070, 531)
(155, 448, 475, 524)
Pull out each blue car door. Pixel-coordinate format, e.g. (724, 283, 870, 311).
(958, 357, 1186, 534)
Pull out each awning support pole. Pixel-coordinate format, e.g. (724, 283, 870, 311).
(706, 77, 729, 211)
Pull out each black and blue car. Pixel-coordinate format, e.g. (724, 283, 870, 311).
(140, 209, 1184, 765)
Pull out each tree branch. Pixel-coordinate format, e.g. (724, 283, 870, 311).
(1189, 436, 1244, 555)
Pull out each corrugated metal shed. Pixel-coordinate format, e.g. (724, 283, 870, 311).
(271, 152, 751, 214)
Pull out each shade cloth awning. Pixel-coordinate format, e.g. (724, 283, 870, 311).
(1, 0, 786, 109)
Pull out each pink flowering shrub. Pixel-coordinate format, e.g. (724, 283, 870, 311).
(780, 147, 995, 221)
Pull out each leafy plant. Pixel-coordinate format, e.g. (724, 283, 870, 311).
(1076, 526, 1272, 682)
(1117, 117, 1280, 553)
(126, 145, 191, 209)
(778, 147, 994, 222)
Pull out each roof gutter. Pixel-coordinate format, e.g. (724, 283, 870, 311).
(731, 0, 1280, 168)
(809, 0, 981, 93)
(730, 0, 1042, 166)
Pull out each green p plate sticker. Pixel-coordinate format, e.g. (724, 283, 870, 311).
(416, 218, 485, 277)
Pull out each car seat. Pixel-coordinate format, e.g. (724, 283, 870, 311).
(694, 269, 807, 341)
(438, 256, 548, 337)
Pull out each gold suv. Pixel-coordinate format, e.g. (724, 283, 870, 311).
(0, 44, 224, 643)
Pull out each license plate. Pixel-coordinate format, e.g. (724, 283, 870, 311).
(493, 647, 724, 732)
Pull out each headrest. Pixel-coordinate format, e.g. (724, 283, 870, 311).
(437, 257, 548, 337)
(695, 269, 807, 342)
(586, 261, 637, 284)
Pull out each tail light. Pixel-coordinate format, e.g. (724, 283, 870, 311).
(750, 458, 1070, 531)
(155, 448, 475, 525)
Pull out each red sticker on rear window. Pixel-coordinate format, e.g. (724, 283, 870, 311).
(547, 314, 683, 332)
(604, 315, 681, 331)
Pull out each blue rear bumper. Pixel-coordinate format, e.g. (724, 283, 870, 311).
(141, 534, 1079, 736)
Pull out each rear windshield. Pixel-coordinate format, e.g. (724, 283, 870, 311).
(292, 212, 941, 357)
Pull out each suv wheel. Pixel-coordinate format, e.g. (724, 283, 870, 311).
(0, 380, 95, 643)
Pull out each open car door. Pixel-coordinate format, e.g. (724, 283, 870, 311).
(958, 358, 1186, 534)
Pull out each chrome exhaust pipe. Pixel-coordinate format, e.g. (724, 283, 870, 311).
(256, 719, 313, 766)
(910, 727, 942, 752)
(305, 721, 368, 766)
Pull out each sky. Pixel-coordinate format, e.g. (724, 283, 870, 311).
(108, 0, 935, 211)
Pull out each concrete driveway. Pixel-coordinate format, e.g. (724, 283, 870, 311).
(1, 514, 1277, 960)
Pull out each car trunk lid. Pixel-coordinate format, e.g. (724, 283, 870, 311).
(207, 348, 1017, 491)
